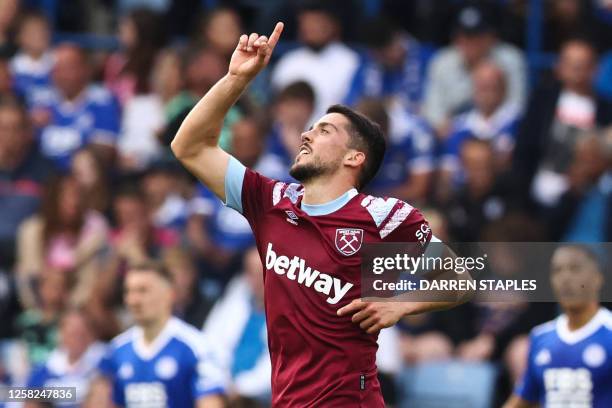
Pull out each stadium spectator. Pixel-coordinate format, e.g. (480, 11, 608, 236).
(356, 98, 435, 204)
(186, 118, 268, 282)
(504, 245, 612, 408)
(93, 182, 179, 310)
(439, 60, 521, 196)
(151, 48, 183, 109)
(161, 47, 240, 152)
(258, 81, 315, 182)
(0, 96, 54, 270)
(15, 271, 67, 370)
(141, 160, 191, 230)
(70, 147, 111, 214)
(98, 262, 226, 408)
(0, 57, 13, 96)
(10, 10, 53, 102)
(514, 38, 612, 208)
(15, 174, 110, 308)
(163, 248, 213, 329)
(195, 7, 243, 62)
(422, 5, 526, 136)
(344, 16, 429, 112)
(547, 131, 611, 241)
(0, 0, 18, 58)
(271, 1, 359, 121)
(26, 308, 106, 408)
(104, 8, 166, 106)
(203, 247, 270, 406)
(443, 139, 514, 242)
(29, 44, 121, 171)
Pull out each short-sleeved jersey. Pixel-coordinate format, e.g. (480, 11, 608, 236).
(98, 317, 225, 408)
(225, 157, 432, 407)
(29, 85, 121, 170)
(516, 308, 612, 407)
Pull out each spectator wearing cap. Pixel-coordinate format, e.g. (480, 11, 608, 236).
(514, 38, 612, 208)
(439, 60, 521, 197)
(344, 16, 430, 112)
(423, 5, 526, 137)
(29, 44, 121, 171)
(271, 1, 359, 122)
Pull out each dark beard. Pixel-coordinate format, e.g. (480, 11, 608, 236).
(289, 162, 327, 183)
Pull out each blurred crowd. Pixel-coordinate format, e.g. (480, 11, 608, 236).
(1, 0, 612, 406)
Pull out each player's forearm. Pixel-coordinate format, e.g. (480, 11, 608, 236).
(171, 73, 249, 159)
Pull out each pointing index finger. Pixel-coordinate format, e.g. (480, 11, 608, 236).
(267, 22, 284, 51)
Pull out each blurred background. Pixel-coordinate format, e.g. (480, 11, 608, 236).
(0, 0, 611, 406)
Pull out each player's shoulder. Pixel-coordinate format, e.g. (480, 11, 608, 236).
(600, 307, 612, 332)
(270, 179, 304, 206)
(167, 317, 209, 358)
(109, 327, 137, 352)
(357, 193, 427, 239)
(530, 319, 557, 340)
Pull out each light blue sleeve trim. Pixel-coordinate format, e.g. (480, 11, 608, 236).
(224, 156, 246, 213)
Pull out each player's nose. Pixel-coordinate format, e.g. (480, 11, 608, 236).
(300, 130, 313, 143)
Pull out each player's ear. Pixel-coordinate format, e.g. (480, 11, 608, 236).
(344, 150, 365, 169)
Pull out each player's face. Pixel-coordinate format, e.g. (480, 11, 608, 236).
(124, 271, 173, 326)
(550, 247, 603, 310)
(289, 112, 353, 183)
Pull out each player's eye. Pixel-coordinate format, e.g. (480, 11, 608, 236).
(321, 128, 329, 134)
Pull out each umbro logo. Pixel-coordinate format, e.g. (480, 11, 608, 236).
(285, 210, 299, 225)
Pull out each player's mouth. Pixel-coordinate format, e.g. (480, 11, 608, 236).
(298, 144, 311, 157)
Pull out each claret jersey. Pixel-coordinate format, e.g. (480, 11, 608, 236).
(224, 156, 432, 407)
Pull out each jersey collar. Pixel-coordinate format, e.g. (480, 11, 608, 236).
(132, 317, 178, 360)
(300, 188, 358, 216)
(556, 307, 610, 345)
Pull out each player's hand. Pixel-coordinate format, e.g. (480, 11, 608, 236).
(337, 299, 408, 334)
(228, 22, 284, 81)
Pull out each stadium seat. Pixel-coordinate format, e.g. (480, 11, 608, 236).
(397, 361, 498, 408)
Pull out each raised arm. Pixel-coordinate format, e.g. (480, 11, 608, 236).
(171, 22, 284, 201)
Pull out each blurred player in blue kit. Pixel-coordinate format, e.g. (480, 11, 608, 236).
(504, 245, 612, 408)
(97, 262, 226, 408)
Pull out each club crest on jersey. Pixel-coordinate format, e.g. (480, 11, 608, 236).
(335, 228, 363, 256)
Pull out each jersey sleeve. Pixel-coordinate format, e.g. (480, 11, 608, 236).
(224, 155, 279, 226)
(382, 204, 432, 247)
(97, 348, 124, 407)
(514, 334, 542, 403)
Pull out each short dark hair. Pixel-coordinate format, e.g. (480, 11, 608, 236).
(361, 17, 399, 49)
(127, 260, 174, 284)
(275, 81, 315, 106)
(326, 104, 386, 190)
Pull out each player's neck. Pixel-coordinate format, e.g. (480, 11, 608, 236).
(141, 314, 171, 345)
(302, 176, 356, 206)
(565, 302, 600, 332)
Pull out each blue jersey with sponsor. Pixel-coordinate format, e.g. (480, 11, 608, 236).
(30, 85, 120, 170)
(99, 317, 225, 408)
(516, 308, 612, 408)
(27, 343, 106, 408)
